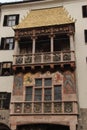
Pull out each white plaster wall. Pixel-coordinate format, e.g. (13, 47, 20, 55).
(0, 76, 13, 92)
(63, 1, 87, 108)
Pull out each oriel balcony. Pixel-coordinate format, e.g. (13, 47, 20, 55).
(13, 34, 75, 68)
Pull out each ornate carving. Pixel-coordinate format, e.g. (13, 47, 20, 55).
(64, 102, 73, 113)
(54, 102, 62, 113)
(16, 56, 23, 64)
(14, 24, 74, 38)
(24, 103, 32, 113)
(44, 103, 51, 113)
(43, 54, 51, 62)
(34, 55, 41, 63)
(53, 53, 61, 62)
(63, 52, 71, 61)
(34, 103, 42, 113)
(25, 56, 32, 64)
(14, 103, 22, 113)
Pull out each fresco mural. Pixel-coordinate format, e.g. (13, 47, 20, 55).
(13, 73, 23, 95)
(13, 70, 76, 95)
(63, 71, 76, 94)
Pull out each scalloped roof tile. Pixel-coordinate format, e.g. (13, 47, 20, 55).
(14, 6, 74, 29)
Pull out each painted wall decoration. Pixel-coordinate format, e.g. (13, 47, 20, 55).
(53, 72, 63, 84)
(63, 71, 76, 94)
(24, 73, 33, 86)
(13, 73, 23, 95)
(23, 71, 63, 86)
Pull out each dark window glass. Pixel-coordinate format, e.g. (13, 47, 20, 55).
(25, 87, 32, 101)
(44, 78, 52, 86)
(44, 88, 51, 101)
(35, 89, 42, 101)
(82, 5, 87, 18)
(54, 85, 62, 100)
(35, 79, 42, 87)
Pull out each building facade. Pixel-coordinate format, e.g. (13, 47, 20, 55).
(0, 0, 87, 130)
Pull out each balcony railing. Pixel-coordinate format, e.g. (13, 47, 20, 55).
(13, 51, 75, 66)
(11, 101, 78, 115)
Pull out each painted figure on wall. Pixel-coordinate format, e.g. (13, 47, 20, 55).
(63, 71, 76, 94)
(13, 73, 23, 95)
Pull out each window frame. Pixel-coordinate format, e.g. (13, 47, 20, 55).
(0, 92, 11, 110)
(25, 78, 62, 102)
(0, 37, 14, 50)
(0, 62, 12, 76)
(25, 86, 33, 101)
(3, 14, 19, 27)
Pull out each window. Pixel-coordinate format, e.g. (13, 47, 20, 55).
(54, 85, 62, 100)
(0, 62, 12, 76)
(25, 78, 62, 113)
(82, 5, 87, 18)
(35, 89, 42, 101)
(44, 78, 52, 86)
(3, 14, 19, 26)
(84, 30, 87, 43)
(25, 87, 32, 101)
(44, 88, 52, 101)
(0, 37, 14, 50)
(35, 78, 42, 87)
(25, 79, 62, 101)
(0, 92, 11, 109)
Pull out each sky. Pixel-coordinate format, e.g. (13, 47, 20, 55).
(0, 0, 22, 3)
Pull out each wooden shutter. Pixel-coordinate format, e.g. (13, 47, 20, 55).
(1, 38, 5, 49)
(12, 37, 15, 49)
(15, 14, 19, 25)
(82, 6, 87, 18)
(3, 15, 8, 26)
(85, 30, 87, 43)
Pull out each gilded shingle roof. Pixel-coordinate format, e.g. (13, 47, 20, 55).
(14, 6, 74, 29)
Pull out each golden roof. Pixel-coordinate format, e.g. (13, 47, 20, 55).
(14, 6, 74, 29)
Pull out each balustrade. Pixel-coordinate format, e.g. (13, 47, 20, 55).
(13, 51, 75, 65)
(12, 101, 77, 115)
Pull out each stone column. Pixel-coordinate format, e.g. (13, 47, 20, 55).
(70, 34, 74, 51)
(32, 36, 36, 54)
(50, 34, 54, 62)
(14, 39, 20, 55)
(13, 38, 20, 65)
(32, 36, 36, 64)
(51, 35, 54, 53)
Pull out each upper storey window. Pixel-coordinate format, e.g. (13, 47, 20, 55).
(0, 37, 14, 50)
(3, 14, 19, 26)
(0, 92, 11, 109)
(82, 5, 87, 18)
